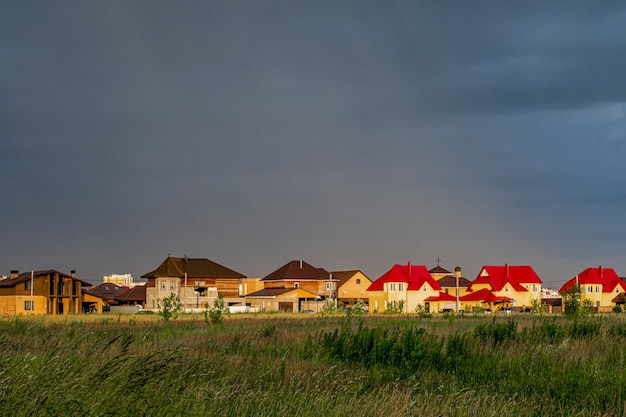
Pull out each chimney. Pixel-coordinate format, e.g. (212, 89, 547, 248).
(455, 266, 461, 278)
(408, 262, 412, 275)
(10, 270, 19, 279)
(299, 260, 303, 269)
(505, 263, 510, 278)
(71, 270, 76, 278)
(599, 265, 603, 278)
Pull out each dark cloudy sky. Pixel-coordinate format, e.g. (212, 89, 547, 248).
(2, 1, 626, 288)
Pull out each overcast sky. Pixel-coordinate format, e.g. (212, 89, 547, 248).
(2, 1, 626, 288)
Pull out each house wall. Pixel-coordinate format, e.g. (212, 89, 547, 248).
(0, 274, 85, 316)
(337, 272, 371, 304)
(0, 295, 48, 315)
(405, 285, 440, 313)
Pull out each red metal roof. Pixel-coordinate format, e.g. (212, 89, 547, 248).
(424, 292, 457, 302)
(367, 263, 442, 292)
(468, 264, 542, 292)
(559, 266, 626, 294)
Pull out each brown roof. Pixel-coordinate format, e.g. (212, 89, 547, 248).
(141, 256, 246, 279)
(245, 288, 295, 297)
(84, 283, 129, 302)
(0, 270, 92, 288)
(429, 265, 451, 274)
(437, 275, 471, 288)
(330, 270, 371, 287)
(116, 285, 146, 302)
(261, 260, 330, 282)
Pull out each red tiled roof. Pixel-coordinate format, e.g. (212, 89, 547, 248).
(460, 288, 498, 302)
(468, 264, 542, 292)
(559, 266, 626, 294)
(367, 264, 442, 292)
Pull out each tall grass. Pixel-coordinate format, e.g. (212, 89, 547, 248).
(0, 314, 625, 416)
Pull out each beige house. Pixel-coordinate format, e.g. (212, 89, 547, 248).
(142, 256, 246, 310)
(244, 287, 320, 312)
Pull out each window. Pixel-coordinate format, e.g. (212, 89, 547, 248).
(588, 286, 593, 293)
(294, 282, 299, 288)
(24, 301, 33, 311)
(389, 283, 396, 292)
(445, 288, 449, 294)
(161, 283, 166, 291)
(24, 281, 31, 291)
(505, 286, 509, 292)
(326, 282, 331, 290)
(398, 283, 404, 292)
(596, 285, 601, 293)
(356, 279, 361, 285)
(423, 286, 427, 292)
(533, 285, 538, 292)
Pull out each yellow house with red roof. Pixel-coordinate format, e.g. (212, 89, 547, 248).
(367, 263, 442, 313)
(466, 264, 542, 310)
(559, 266, 626, 311)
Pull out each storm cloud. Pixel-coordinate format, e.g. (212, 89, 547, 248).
(2, 1, 626, 288)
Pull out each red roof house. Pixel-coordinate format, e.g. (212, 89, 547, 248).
(467, 264, 542, 308)
(559, 266, 626, 310)
(367, 263, 442, 313)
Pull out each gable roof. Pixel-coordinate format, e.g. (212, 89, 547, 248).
(261, 260, 330, 282)
(424, 292, 457, 302)
(245, 287, 319, 298)
(116, 285, 146, 302)
(429, 265, 451, 274)
(437, 275, 471, 288)
(84, 283, 129, 302)
(468, 264, 542, 292)
(460, 288, 513, 302)
(0, 270, 92, 288)
(559, 266, 626, 294)
(367, 263, 442, 292)
(141, 256, 246, 279)
(330, 270, 371, 287)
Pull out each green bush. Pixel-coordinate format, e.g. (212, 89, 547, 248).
(157, 294, 183, 321)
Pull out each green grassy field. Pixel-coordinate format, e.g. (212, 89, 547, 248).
(0, 313, 625, 416)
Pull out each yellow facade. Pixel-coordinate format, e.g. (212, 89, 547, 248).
(367, 281, 441, 313)
(0, 271, 88, 315)
(336, 271, 371, 304)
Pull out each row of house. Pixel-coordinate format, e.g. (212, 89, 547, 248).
(2, 255, 625, 315)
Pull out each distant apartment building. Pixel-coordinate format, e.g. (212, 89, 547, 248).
(104, 273, 136, 287)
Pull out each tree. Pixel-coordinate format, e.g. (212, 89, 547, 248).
(158, 293, 183, 321)
(205, 294, 228, 324)
(562, 284, 582, 317)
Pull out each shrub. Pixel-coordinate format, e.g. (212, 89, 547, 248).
(205, 295, 227, 324)
(157, 294, 183, 321)
(349, 300, 368, 316)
